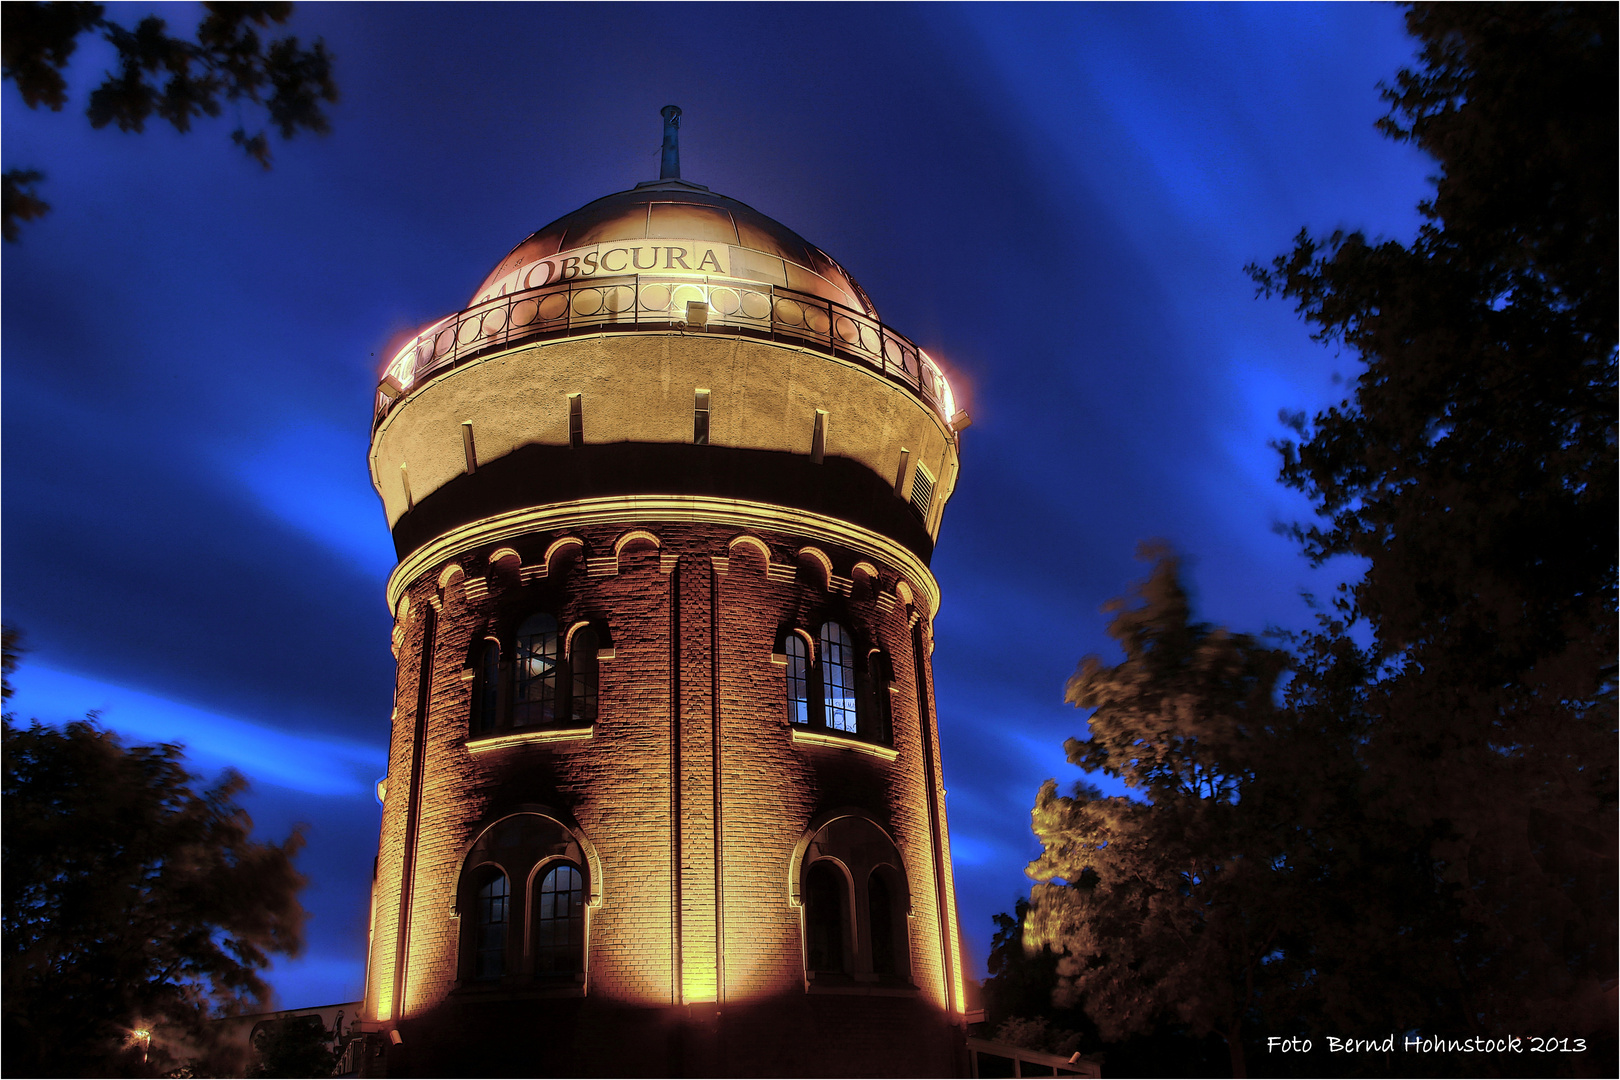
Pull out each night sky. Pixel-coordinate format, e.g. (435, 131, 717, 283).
(3, 2, 1433, 1009)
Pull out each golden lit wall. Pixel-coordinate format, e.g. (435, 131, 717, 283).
(363, 515, 962, 1017)
(368, 333, 959, 539)
(362, 278, 967, 1075)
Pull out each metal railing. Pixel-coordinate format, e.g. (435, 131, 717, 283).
(374, 275, 955, 426)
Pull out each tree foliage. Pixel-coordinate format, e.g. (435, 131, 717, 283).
(1, 1, 337, 239)
(1249, 0, 1616, 1040)
(1023, 548, 1307, 1078)
(1023, 4, 1616, 1073)
(2, 694, 308, 1075)
(249, 1013, 340, 1078)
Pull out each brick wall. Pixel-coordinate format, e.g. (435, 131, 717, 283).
(362, 516, 966, 1073)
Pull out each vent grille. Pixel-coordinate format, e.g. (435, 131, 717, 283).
(909, 466, 934, 519)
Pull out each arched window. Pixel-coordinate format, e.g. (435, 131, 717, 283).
(473, 640, 499, 734)
(474, 871, 509, 981)
(570, 628, 599, 725)
(784, 633, 810, 726)
(533, 862, 585, 976)
(799, 816, 912, 987)
(514, 613, 559, 726)
(804, 861, 847, 975)
(818, 622, 857, 732)
(868, 869, 899, 976)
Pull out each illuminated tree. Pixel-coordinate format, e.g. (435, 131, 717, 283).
(1023, 548, 1320, 1079)
(2, 686, 308, 1075)
(1, 1, 337, 239)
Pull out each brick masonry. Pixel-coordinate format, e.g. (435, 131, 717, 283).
(361, 517, 967, 1075)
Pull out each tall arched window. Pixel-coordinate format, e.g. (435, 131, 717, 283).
(533, 862, 585, 976)
(474, 871, 509, 981)
(473, 640, 499, 734)
(800, 816, 912, 986)
(818, 622, 857, 732)
(868, 869, 898, 976)
(514, 613, 559, 726)
(570, 628, 599, 725)
(784, 633, 810, 726)
(804, 861, 847, 974)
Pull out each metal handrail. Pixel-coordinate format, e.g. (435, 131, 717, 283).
(373, 275, 954, 427)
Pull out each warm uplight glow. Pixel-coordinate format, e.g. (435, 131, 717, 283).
(125, 1028, 152, 1065)
(373, 274, 953, 425)
(920, 349, 957, 421)
(465, 726, 593, 752)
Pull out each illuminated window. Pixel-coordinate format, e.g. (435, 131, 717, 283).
(784, 633, 810, 726)
(473, 640, 499, 734)
(818, 622, 857, 732)
(533, 862, 585, 976)
(474, 871, 509, 981)
(514, 614, 559, 726)
(570, 627, 599, 725)
(785, 623, 882, 742)
(804, 861, 847, 975)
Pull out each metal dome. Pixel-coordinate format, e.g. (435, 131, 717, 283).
(469, 179, 879, 319)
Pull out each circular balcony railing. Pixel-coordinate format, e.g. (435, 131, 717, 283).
(374, 274, 956, 427)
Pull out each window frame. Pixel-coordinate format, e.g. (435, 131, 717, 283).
(470, 865, 511, 982)
(782, 621, 889, 747)
(530, 859, 587, 979)
(468, 614, 606, 740)
(455, 814, 594, 992)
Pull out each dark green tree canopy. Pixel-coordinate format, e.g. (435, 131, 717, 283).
(1252, 3, 1615, 678)
(1022, 5, 1616, 1074)
(3, 712, 308, 1076)
(1, 1, 337, 239)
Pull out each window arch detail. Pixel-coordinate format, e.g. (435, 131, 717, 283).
(472, 868, 510, 981)
(456, 813, 597, 988)
(531, 861, 586, 977)
(793, 813, 913, 988)
(784, 632, 811, 726)
(782, 621, 886, 744)
(818, 623, 857, 732)
(514, 613, 560, 726)
(470, 615, 609, 738)
(472, 639, 500, 734)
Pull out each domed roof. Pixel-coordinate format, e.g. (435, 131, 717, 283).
(469, 179, 879, 319)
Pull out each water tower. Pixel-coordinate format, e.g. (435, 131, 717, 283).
(359, 109, 970, 1076)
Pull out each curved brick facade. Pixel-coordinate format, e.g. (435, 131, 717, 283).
(361, 180, 968, 1078)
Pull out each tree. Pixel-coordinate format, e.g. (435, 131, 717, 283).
(1023, 547, 1312, 1078)
(1022, 8, 1615, 1071)
(249, 1013, 340, 1078)
(1, 1, 337, 240)
(1250, 1, 1616, 1040)
(3, 666, 308, 1075)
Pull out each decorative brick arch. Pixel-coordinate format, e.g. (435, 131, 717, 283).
(542, 536, 585, 576)
(613, 529, 661, 558)
(796, 546, 833, 589)
(727, 533, 772, 567)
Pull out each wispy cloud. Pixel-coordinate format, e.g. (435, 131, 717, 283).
(7, 666, 385, 798)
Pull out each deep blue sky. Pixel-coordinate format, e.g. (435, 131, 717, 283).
(3, 2, 1432, 1009)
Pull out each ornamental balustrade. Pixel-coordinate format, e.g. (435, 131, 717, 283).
(375, 275, 954, 426)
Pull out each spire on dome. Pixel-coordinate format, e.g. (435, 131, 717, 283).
(659, 105, 682, 180)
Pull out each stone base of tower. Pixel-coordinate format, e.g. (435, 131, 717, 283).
(360, 993, 965, 1077)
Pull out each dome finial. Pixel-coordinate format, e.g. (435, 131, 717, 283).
(659, 105, 682, 180)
